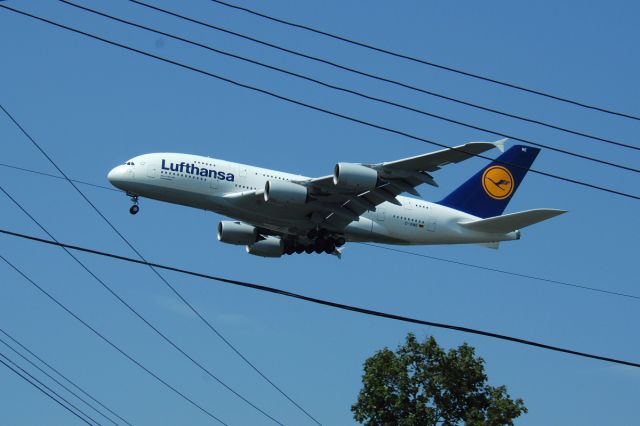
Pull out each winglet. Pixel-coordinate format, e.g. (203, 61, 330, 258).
(493, 138, 508, 153)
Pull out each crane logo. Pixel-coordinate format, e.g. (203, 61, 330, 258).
(482, 166, 514, 200)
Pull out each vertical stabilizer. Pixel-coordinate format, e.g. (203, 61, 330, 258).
(438, 145, 540, 218)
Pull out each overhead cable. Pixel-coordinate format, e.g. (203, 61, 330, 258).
(359, 244, 639, 301)
(0, 162, 120, 192)
(0, 253, 228, 425)
(0, 329, 129, 426)
(1, 5, 637, 201)
(61, 0, 639, 174)
(1, 228, 638, 369)
(130, 0, 639, 152)
(209, 0, 640, 122)
(0, 351, 96, 425)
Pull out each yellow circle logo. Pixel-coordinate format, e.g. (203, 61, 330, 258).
(482, 166, 515, 200)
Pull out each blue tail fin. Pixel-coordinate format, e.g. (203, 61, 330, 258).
(438, 145, 540, 218)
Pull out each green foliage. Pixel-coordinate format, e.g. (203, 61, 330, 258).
(352, 334, 527, 425)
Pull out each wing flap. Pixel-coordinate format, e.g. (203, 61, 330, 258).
(460, 209, 567, 234)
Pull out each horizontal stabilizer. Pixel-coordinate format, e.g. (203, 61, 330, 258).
(460, 209, 567, 234)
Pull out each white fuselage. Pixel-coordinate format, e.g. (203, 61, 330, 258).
(107, 153, 519, 246)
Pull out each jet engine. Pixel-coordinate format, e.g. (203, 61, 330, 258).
(264, 180, 308, 204)
(333, 163, 378, 191)
(217, 221, 257, 245)
(246, 236, 284, 258)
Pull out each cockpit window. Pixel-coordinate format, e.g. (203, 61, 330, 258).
(124, 161, 135, 166)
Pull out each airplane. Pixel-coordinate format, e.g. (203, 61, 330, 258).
(107, 140, 566, 258)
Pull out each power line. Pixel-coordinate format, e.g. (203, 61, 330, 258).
(0, 351, 96, 425)
(1, 94, 319, 426)
(0, 162, 121, 192)
(359, 244, 639, 301)
(61, 0, 639, 174)
(2, 161, 635, 303)
(2, 4, 637, 201)
(0, 183, 283, 426)
(1, 227, 638, 368)
(209, 0, 640, 122)
(0, 253, 228, 425)
(0, 327, 133, 426)
(0, 328, 128, 426)
(130, 0, 639, 152)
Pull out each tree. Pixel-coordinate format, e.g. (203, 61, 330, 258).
(352, 333, 527, 425)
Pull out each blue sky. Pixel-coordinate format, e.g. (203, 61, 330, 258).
(1, 0, 638, 424)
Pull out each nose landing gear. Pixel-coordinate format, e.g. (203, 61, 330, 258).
(129, 194, 140, 215)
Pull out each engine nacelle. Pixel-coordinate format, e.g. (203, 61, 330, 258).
(264, 180, 308, 204)
(333, 163, 378, 192)
(217, 221, 257, 245)
(246, 236, 284, 258)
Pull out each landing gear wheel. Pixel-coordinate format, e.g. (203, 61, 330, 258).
(335, 237, 346, 247)
(314, 238, 327, 254)
(324, 241, 336, 254)
(129, 194, 140, 215)
(304, 246, 314, 254)
(295, 245, 305, 254)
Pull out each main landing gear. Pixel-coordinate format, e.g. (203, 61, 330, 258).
(129, 194, 140, 215)
(283, 230, 346, 255)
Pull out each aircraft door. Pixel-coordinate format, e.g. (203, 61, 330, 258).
(146, 162, 157, 178)
(377, 208, 386, 221)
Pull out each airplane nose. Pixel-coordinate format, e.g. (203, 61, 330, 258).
(107, 165, 130, 190)
(107, 166, 122, 183)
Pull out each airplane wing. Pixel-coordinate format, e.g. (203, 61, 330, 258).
(294, 140, 506, 230)
(379, 138, 506, 173)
